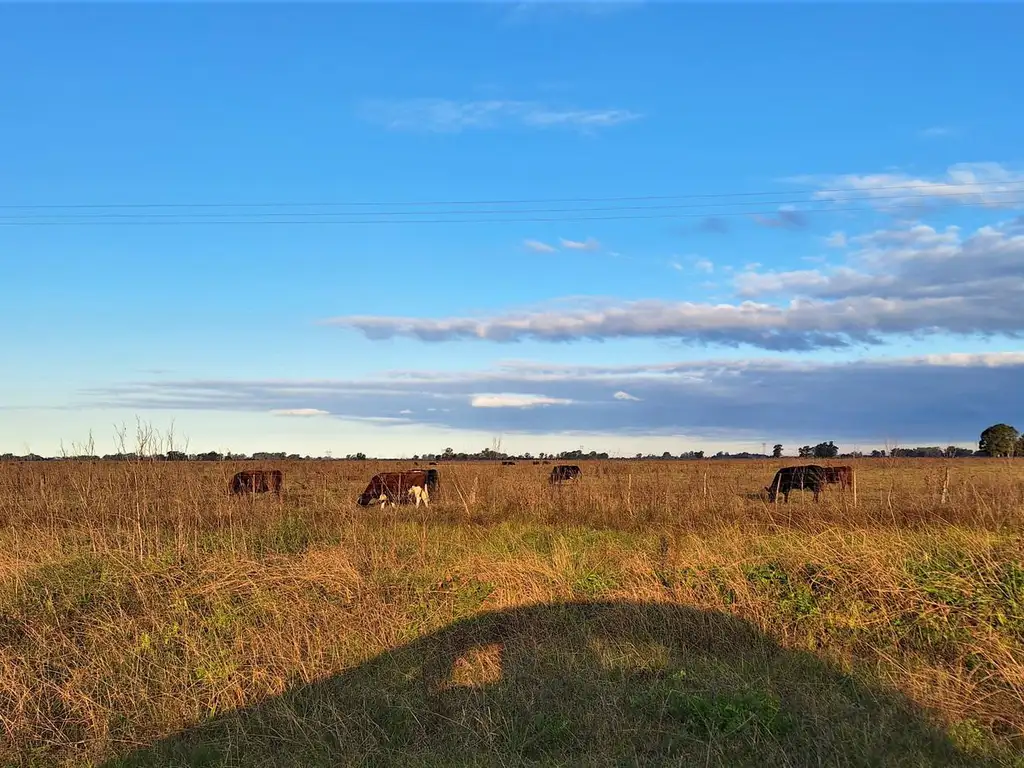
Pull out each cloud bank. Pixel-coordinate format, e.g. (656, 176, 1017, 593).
(806, 162, 1024, 210)
(322, 218, 1024, 351)
(83, 353, 1024, 444)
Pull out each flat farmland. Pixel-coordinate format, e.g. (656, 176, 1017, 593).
(1, 458, 1023, 767)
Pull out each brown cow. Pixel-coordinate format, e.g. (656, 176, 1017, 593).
(823, 465, 854, 489)
(357, 469, 439, 508)
(549, 465, 582, 485)
(229, 469, 283, 498)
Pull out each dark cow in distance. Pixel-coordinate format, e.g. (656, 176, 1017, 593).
(229, 469, 283, 498)
(823, 465, 854, 489)
(765, 465, 827, 503)
(358, 469, 439, 508)
(549, 465, 582, 485)
(502, 461, 516, 466)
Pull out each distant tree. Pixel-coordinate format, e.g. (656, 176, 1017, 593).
(979, 424, 1019, 457)
(870, 449, 886, 458)
(772, 444, 783, 458)
(813, 441, 839, 459)
(797, 445, 813, 458)
(166, 450, 188, 462)
(662, 451, 673, 459)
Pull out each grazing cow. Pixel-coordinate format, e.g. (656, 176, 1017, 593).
(765, 465, 827, 503)
(549, 465, 582, 485)
(501, 461, 516, 466)
(357, 469, 439, 508)
(823, 465, 854, 489)
(532, 461, 541, 465)
(229, 469, 283, 498)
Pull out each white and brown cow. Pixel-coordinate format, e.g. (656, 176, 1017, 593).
(356, 469, 439, 508)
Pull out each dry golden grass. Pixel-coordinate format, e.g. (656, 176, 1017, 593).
(1, 457, 1023, 767)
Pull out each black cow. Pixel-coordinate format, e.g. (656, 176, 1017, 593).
(357, 469, 440, 507)
(549, 465, 582, 485)
(229, 469, 283, 498)
(765, 464, 827, 503)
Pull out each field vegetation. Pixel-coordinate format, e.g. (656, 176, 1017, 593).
(1, 451, 1023, 766)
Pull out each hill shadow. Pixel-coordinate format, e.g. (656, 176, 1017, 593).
(103, 601, 987, 768)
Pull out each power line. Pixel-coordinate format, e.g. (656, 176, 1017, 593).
(2, 197, 1022, 227)
(1, 177, 1022, 212)
(1, 187, 1023, 223)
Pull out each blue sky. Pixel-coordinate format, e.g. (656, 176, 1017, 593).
(2, 1, 1023, 457)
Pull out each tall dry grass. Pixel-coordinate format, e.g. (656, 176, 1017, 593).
(1, 457, 1023, 766)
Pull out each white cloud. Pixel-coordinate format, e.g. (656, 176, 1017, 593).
(269, 408, 329, 417)
(358, 99, 641, 133)
(559, 237, 601, 251)
(322, 219, 1024, 351)
(825, 231, 847, 248)
(736, 221, 1023, 304)
(669, 260, 683, 271)
(525, 239, 557, 253)
(694, 258, 714, 273)
(919, 126, 956, 139)
(807, 162, 1024, 210)
(399, 409, 413, 415)
(85, 352, 1024, 444)
(613, 391, 641, 401)
(470, 393, 573, 408)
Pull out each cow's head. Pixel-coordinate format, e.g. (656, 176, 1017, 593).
(356, 484, 379, 506)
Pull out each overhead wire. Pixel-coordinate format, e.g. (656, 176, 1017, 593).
(0, 179, 1020, 226)
(2, 176, 1022, 211)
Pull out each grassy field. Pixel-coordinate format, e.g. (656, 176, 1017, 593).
(1, 457, 1023, 767)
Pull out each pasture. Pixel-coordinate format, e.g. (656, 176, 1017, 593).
(1, 457, 1023, 766)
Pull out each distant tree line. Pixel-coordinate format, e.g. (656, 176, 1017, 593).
(2, 423, 1020, 462)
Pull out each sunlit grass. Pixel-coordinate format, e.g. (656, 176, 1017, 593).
(1, 454, 1022, 766)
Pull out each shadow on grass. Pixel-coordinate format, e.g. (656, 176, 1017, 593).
(103, 601, 988, 768)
